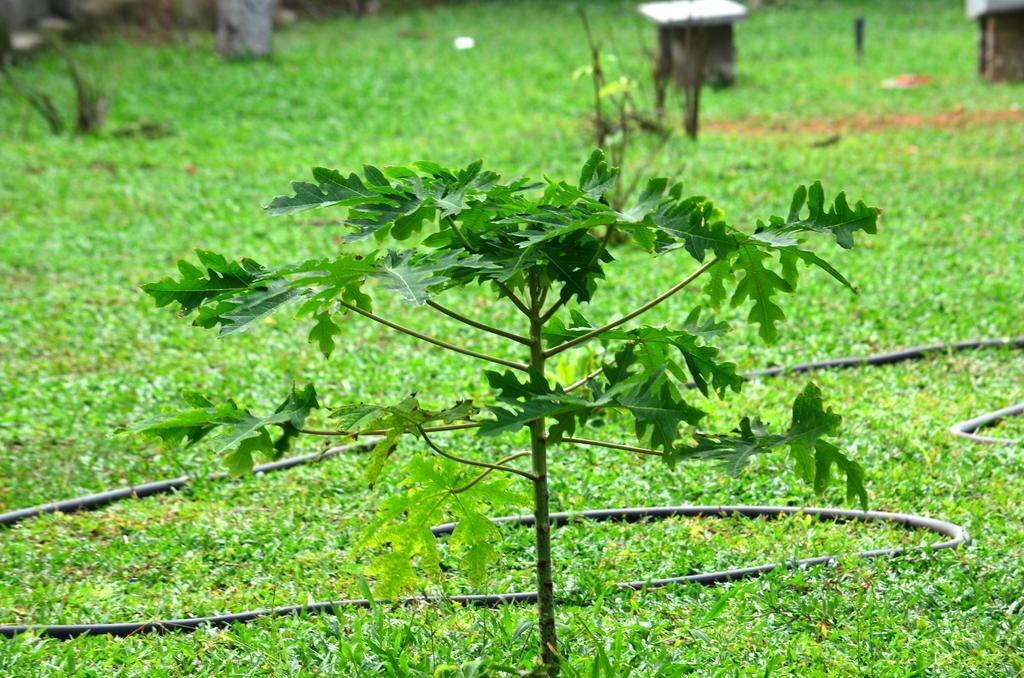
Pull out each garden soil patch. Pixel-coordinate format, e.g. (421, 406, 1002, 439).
(707, 107, 1024, 136)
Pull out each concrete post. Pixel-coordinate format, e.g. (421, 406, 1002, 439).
(216, 0, 274, 58)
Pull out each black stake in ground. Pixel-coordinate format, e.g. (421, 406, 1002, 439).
(855, 17, 865, 63)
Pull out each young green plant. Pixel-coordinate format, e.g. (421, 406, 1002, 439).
(577, 7, 672, 212)
(134, 151, 878, 674)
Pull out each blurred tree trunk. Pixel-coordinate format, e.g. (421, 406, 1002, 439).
(671, 26, 709, 140)
(178, 0, 195, 42)
(1, 16, 11, 68)
(350, 0, 379, 16)
(216, 0, 274, 58)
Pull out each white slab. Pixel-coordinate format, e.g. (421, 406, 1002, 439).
(638, 0, 747, 27)
(967, 0, 1024, 20)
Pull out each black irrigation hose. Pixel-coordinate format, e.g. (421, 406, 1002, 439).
(0, 443, 374, 528)
(1, 506, 967, 640)
(0, 336, 1019, 640)
(950, 402, 1024, 445)
(742, 336, 1024, 447)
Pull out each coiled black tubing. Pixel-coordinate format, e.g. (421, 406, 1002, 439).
(1, 337, 1019, 639)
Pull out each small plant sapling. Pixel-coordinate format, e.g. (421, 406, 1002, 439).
(577, 8, 672, 212)
(1, 39, 109, 136)
(135, 151, 878, 674)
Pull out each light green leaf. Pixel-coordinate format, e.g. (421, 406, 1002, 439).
(308, 312, 341, 358)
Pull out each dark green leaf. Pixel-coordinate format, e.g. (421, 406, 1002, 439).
(578, 149, 619, 199)
(674, 383, 864, 507)
(753, 182, 880, 250)
(372, 249, 464, 305)
(266, 168, 382, 215)
(131, 385, 320, 474)
(141, 250, 263, 315)
(619, 374, 705, 452)
(730, 245, 792, 343)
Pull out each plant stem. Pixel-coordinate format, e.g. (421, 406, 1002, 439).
(338, 301, 529, 372)
(611, 96, 629, 210)
(561, 436, 663, 457)
(418, 427, 537, 482)
(543, 257, 718, 358)
(540, 223, 618, 324)
(444, 216, 532, 318)
(299, 422, 480, 437)
(426, 300, 531, 345)
(564, 368, 603, 393)
(496, 281, 532, 318)
(619, 131, 672, 206)
(451, 451, 532, 494)
(579, 6, 605, 151)
(527, 281, 559, 674)
(539, 296, 566, 324)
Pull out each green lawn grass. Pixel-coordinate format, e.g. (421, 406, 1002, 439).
(1, 0, 1023, 674)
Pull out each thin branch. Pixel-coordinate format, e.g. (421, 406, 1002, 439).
(446, 216, 476, 251)
(611, 95, 629, 209)
(300, 428, 354, 437)
(528, 270, 545, 314)
(561, 436, 663, 457)
(451, 451, 532, 494)
(534, 282, 549, 313)
(446, 216, 532, 317)
(496, 280, 533, 318)
(619, 131, 672, 206)
(339, 300, 529, 372)
(588, 220, 619, 269)
(540, 219, 619, 325)
(543, 257, 718, 358)
(426, 300, 531, 345)
(539, 297, 567, 324)
(579, 6, 605, 150)
(564, 367, 603, 393)
(419, 427, 538, 482)
(300, 422, 481, 438)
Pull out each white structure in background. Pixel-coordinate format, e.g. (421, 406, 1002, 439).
(638, 0, 747, 117)
(638, 0, 746, 27)
(967, 0, 1024, 81)
(967, 0, 1023, 16)
(217, 0, 274, 58)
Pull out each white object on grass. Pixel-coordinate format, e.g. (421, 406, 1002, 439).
(638, 0, 747, 27)
(454, 36, 475, 50)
